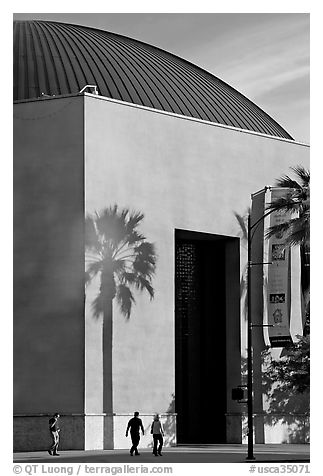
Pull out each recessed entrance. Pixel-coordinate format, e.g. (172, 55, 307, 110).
(175, 229, 240, 444)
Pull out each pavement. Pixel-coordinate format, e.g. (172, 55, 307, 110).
(13, 444, 310, 464)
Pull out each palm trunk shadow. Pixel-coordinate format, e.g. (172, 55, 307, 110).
(102, 293, 114, 449)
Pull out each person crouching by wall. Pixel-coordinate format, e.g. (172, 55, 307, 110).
(151, 414, 164, 456)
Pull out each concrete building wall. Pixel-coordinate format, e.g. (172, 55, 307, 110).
(84, 95, 309, 448)
(13, 97, 85, 449)
(13, 94, 310, 451)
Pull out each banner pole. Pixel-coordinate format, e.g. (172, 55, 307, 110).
(247, 213, 255, 460)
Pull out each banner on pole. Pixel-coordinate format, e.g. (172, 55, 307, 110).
(263, 187, 301, 347)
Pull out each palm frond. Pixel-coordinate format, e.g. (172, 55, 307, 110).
(85, 216, 101, 253)
(265, 166, 310, 252)
(275, 165, 310, 189)
(286, 229, 309, 248)
(126, 230, 146, 245)
(91, 294, 104, 319)
(266, 217, 309, 247)
(266, 194, 302, 214)
(126, 211, 145, 232)
(234, 211, 248, 241)
(85, 260, 103, 284)
(290, 165, 310, 187)
(133, 242, 157, 279)
(95, 206, 128, 249)
(133, 258, 155, 278)
(120, 206, 129, 222)
(275, 175, 300, 189)
(112, 259, 126, 273)
(135, 275, 155, 299)
(116, 284, 135, 319)
(135, 242, 157, 264)
(265, 221, 292, 240)
(284, 217, 310, 247)
(120, 272, 137, 285)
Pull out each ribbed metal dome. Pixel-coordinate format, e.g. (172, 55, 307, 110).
(13, 20, 293, 139)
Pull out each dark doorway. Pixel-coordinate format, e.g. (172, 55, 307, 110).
(175, 229, 239, 444)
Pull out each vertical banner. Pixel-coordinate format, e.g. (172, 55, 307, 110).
(263, 188, 301, 347)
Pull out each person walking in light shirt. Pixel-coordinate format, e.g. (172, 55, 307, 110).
(151, 414, 164, 456)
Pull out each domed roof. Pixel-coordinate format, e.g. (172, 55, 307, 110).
(13, 20, 293, 139)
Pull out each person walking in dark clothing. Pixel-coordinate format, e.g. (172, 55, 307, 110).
(48, 413, 60, 456)
(151, 414, 164, 456)
(125, 411, 145, 456)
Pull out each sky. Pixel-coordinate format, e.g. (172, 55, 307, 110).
(12, 11, 310, 143)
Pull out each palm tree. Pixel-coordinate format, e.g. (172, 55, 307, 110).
(85, 205, 157, 413)
(265, 165, 310, 248)
(265, 165, 310, 333)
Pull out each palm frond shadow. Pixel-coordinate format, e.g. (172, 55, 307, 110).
(241, 348, 309, 443)
(85, 204, 157, 320)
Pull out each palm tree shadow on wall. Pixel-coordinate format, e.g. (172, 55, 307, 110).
(261, 340, 310, 444)
(241, 346, 309, 444)
(85, 205, 157, 447)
